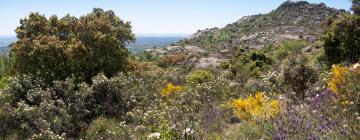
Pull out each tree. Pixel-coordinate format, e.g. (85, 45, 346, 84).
(282, 55, 318, 101)
(352, 0, 360, 15)
(323, 1, 360, 64)
(11, 8, 135, 83)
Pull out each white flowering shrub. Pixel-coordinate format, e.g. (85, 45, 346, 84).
(0, 69, 241, 139)
(85, 117, 131, 140)
(0, 75, 95, 138)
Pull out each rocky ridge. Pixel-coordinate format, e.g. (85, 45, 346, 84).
(146, 1, 346, 69)
(178, 1, 345, 52)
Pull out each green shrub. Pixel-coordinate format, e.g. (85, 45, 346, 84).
(323, 14, 360, 64)
(224, 51, 272, 84)
(274, 40, 306, 60)
(0, 76, 8, 89)
(282, 55, 318, 101)
(0, 75, 95, 138)
(85, 117, 130, 140)
(332, 65, 360, 114)
(0, 55, 11, 78)
(137, 52, 159, 62)
(225, 122, 273, 140)
(186, 70, 215, 85)
(249, 52, 273, 68)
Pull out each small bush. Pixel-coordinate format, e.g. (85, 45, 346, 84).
(161, 82, 184, 97)
(157, 54, 186, 68)
(328, 64, 360, 113)
(186, 70, 215, 85)
(85, 117, 130, 140)
(232, 92, 280, 121)
(282, 55, 318, 101)
(225, 51, 272, 84)
(275, 40, 307, 60)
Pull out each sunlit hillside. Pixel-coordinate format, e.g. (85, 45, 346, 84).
(0, 0, 359, 139)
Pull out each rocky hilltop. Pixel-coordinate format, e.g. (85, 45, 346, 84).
(177, 1, 345, 52)
(144, 1, 346, 69)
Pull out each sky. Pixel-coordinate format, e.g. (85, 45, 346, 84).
(0, 0, 352, 37)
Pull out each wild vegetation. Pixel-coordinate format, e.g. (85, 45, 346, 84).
(0, 1, 359, 140)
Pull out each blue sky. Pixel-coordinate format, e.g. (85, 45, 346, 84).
(0, 0, 352, 36)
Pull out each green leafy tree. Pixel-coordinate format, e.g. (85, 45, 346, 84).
(11, 8, 135, 83)
(323, 2, 360, 64)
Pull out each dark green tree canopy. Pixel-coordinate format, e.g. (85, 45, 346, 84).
(323, 10, 360, 64)
(11, 8, 135, 83)
(353, 0, 360, 15)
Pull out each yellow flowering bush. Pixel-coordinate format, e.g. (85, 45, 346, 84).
(327, 64, 360, 110)
(232, 92, 279, 121)
(328, 65, 349, 95)
(161, 82, 184, 97)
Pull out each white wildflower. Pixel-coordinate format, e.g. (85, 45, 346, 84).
(147, 132, 161, 139)
(182, 128, 194, 135)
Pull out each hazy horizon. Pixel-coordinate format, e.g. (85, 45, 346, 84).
(0, 33, 190, 38)
(0, 0, 351, 36)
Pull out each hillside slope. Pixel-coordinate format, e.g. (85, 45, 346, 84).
(178, 1, 345, 52)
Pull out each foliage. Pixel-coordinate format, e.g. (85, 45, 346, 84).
(91, 74, 130, 118)
(11, 8, 135, 83)
(328, 64, 360, 114)
(186, 70, 215, 85)
(0, 76, 8, 89)
(161, 82, 184, 97)
(157, 54, 186, 68)
(136, 51, 159, 62)
(225, 121, 273, 140)
(127, 60, 160, 73)
(273, 64, 360, 139)
(224, 51, 273, 84)
(0, 70, 171, 139)
(0, 55, 11, 78)
(328, 65, 349, 95)
(0, 75, 94, 138)
(323, 14, 360, 64)
(85, 117, 130, 140)
(353, 0, 360, 15)
(282, 55, 318, 100)
(249, 51, 273, 68)
(232, 92, 280, 121)
(273, 89, 359, 139)
(274, 40, 307, 60)
(1, 2, 360, 140)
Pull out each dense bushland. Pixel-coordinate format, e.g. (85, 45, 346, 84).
(0, 1, 359, 140)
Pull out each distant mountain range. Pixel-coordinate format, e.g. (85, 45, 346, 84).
(178, 1, 346, 52)
(0, 36, 186, 54)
